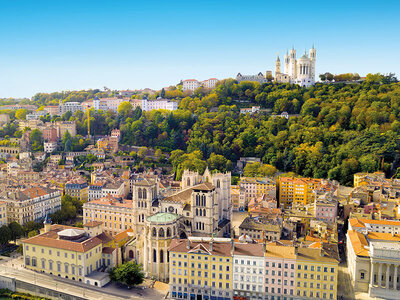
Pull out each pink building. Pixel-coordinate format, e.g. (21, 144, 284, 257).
(42, 126, 58, 142)
(264, 244, 296, 297)
(315, 195, 338, 223)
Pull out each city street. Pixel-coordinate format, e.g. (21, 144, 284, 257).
(0, 256, 167, 300)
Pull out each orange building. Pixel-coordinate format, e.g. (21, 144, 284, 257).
(278, 177, 322, 209)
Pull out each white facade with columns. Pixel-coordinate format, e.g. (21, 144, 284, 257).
(369, 242, 400, 299)
(347, 222, 400, 298)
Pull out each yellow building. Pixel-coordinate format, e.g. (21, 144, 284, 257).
(23, 221, 117, 287)
(65, 178, 88, 201)
(353, 171, 386, 187)
(168, 237, 233, 300)
(278, 177, 322, 208)
(296, 245, 339, 299)
(0, 200, 7, 226)
(83, 194, 134, 235)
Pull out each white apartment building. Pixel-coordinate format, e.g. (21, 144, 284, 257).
(182, 79, 200, 91)
(88, 180, 127, 201)
(201, 78, 219, 89)
(233, 243, 265, 299)
(4, 187, 61, 224)
(59, 102, 83, 115)
(44, 141, 58, 153)
(141, 97, 178, 111)
(182, 78, 219, 91)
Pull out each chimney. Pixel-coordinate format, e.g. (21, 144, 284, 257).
(186, 239, 190, 250)
(210, 240, 213, 252)
(231, 239, 235, 252)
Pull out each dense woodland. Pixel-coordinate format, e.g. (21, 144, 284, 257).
(2, 73, 400, 186)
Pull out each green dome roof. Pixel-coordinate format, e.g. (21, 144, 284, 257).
(147, 212, 180, 223)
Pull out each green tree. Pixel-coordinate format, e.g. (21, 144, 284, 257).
(109, 262, 144, 287)
(28, 230, 38, 238)
(0, 225, 12, 245)
(8, 222, 24, 242)
(160, 88, 166, 98)
(29, 129, 44, 151)
(15, 109, 28, 120)
(117, 101, 133, 118)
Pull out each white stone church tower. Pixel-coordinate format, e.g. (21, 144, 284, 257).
(275, 46, 316, 87)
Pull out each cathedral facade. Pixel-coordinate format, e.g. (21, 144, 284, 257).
(125, 168, 232, 281)
(275, 46, 316, 87)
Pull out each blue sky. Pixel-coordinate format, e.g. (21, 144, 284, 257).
(0, 0, 399, 98)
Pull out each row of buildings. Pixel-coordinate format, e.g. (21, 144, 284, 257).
(168, 237, 339, 300)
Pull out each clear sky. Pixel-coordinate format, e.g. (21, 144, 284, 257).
(0, 0, 399, 98)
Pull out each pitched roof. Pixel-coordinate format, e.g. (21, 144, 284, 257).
(24, 234, 102, 253)
(84, 221, 103, 228)
(265, 245, 296, 259)
(168, 239, 231, 257)
(114, 228, 134, 243)
(347, 230, 369, 257)
(233, 243, 264, 257)
(367, 232, 400, 242)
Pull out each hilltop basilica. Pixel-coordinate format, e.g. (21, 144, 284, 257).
(275, 46, 317, 87)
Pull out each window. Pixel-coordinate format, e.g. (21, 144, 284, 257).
(360, 272, 365, 280)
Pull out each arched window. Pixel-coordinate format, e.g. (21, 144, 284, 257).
(196, 208, 198, 216)
(160, 250, 164, 263)
(167, 228, 171, 237)
(159, 228, 164, 237)
(129, 250, 134, 259)
(203, 209, 206, 217)
(196, 194, 199, 206)
(143, 189, 147, 199)
(138, 188, 142, 199)
(199, 209, 202, 216)
(202, 195, 206, 206)
(152, 228, 157, 237)
(153, 249, 157, 263)
(217, 179, 220, 188)
(187, 178, 190, 187)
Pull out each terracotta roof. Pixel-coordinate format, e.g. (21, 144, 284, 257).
(349, 218, 366, 228)
(265, 245, 296, 259)
(367, 232, 400, 242)
(114, 228, 134, 242)
(350, 218, 400, 227)
(96, 232, 113, 244)
(84, 221, 103, 228)
(233, 243, 264, 257)
(84, 195, 133, 209)
(24, 234, 102, 253)
(168, 239, 231, 256)
(347, 230, 369, 257)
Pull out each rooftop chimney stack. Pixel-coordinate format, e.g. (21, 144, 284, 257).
(186, 239, 190, 250)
